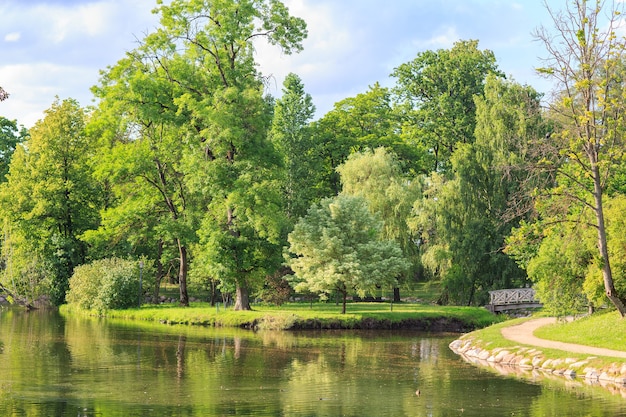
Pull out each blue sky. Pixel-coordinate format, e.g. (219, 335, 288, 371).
(0, 0, 555, 128)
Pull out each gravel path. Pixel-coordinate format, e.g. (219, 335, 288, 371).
(500, 317, 626, 358)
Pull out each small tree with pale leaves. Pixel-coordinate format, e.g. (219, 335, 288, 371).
(287, 194, 408, 313)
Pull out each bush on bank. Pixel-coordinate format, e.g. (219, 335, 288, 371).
(66, 258, 149, 313)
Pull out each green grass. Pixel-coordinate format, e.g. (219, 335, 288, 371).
(534, 310, 626, 351)
(409, 281, 443, 303)
(60, 300, 501, 330)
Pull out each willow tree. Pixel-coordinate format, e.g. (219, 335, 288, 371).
(414, 75, 546, 305)
(533, 0, 626, 315)
(337, 147, 422, 301)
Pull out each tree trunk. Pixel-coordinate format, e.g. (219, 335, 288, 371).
(591, 166, 626, 316)
(177, 239, 189, 307)
(234, 284, 251, 310)
(341, 290, 347, 314)
(153, 239, 164, 303)
(393, 287, 401, 303)
(209, 279, 218, 307)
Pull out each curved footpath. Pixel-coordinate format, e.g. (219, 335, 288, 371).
(500, 317, 626, 359)
(449, 317, 626, 391)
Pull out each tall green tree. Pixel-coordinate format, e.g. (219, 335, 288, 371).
(86, 121, 196, 304)
(392, 40, 502, 173)
(89, 30, 201, 306)
(530, 0, 626, 315)
(136, 0, 306, 310)
(269, 73, 317, 222)
(287, 194, 408, 313)
(0, 98, 100, 304)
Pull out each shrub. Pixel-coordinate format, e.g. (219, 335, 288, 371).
(66, 262, 101, 310)
(67, 257, 148, 313)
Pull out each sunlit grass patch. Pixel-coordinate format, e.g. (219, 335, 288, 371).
(534, 310, 626, 351)
(61, 301, 501, 330)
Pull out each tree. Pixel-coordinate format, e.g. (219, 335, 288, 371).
(269, 73, 317, 222)
(392, 40, 502, 173)
(137, 0, 306, 310)
(89, 50, 198, 306)
(310, 83, 422, 195)
(336, 147, 422, 301)
(0, 87, 8, 102)
(507, 213, 595, 317)
(287, 194, 408, 313)
(413, 76, 544, 305)
(0, 98, 101, 305)
(532, 0, 626, 315)
(0, 117, 28, 182)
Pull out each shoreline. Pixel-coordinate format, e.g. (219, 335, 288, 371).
(152, 314, 484, 332)
(449, 318, 626, 396)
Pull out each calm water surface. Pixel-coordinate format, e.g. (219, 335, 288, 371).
(1, 308, 625, 416)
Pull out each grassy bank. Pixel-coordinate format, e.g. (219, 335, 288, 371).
(534, 310, 626, 350)
(60, 301, 502, 331)
(456, 311, 626, 370)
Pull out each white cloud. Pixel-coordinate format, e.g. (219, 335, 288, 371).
(29, 2, 120, 44)
(0, 63, 96, 128)
(412, 26, 461, 50)
(4, 32, 20, 42)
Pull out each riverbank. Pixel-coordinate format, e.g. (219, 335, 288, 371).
(450, 314, 626, 396)
(59, 302, 502, 331)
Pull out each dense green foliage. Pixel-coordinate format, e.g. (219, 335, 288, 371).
(392, 39, 502, 173)
(67, 257, 152, 313)
(269, 73, 319, 222)
(2, 0, 626, 318)
(0, 98, 100, 305)
(0, 117, 27, 182)
(506, 0, 626, 316)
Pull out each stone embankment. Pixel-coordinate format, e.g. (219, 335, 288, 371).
(450, 335, 626, 397)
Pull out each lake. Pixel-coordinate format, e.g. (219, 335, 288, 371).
(1, 308, 625, 416)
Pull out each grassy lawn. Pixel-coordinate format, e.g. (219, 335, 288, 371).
(534, 310, 626, 351)
(60, 300, 502, 330)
